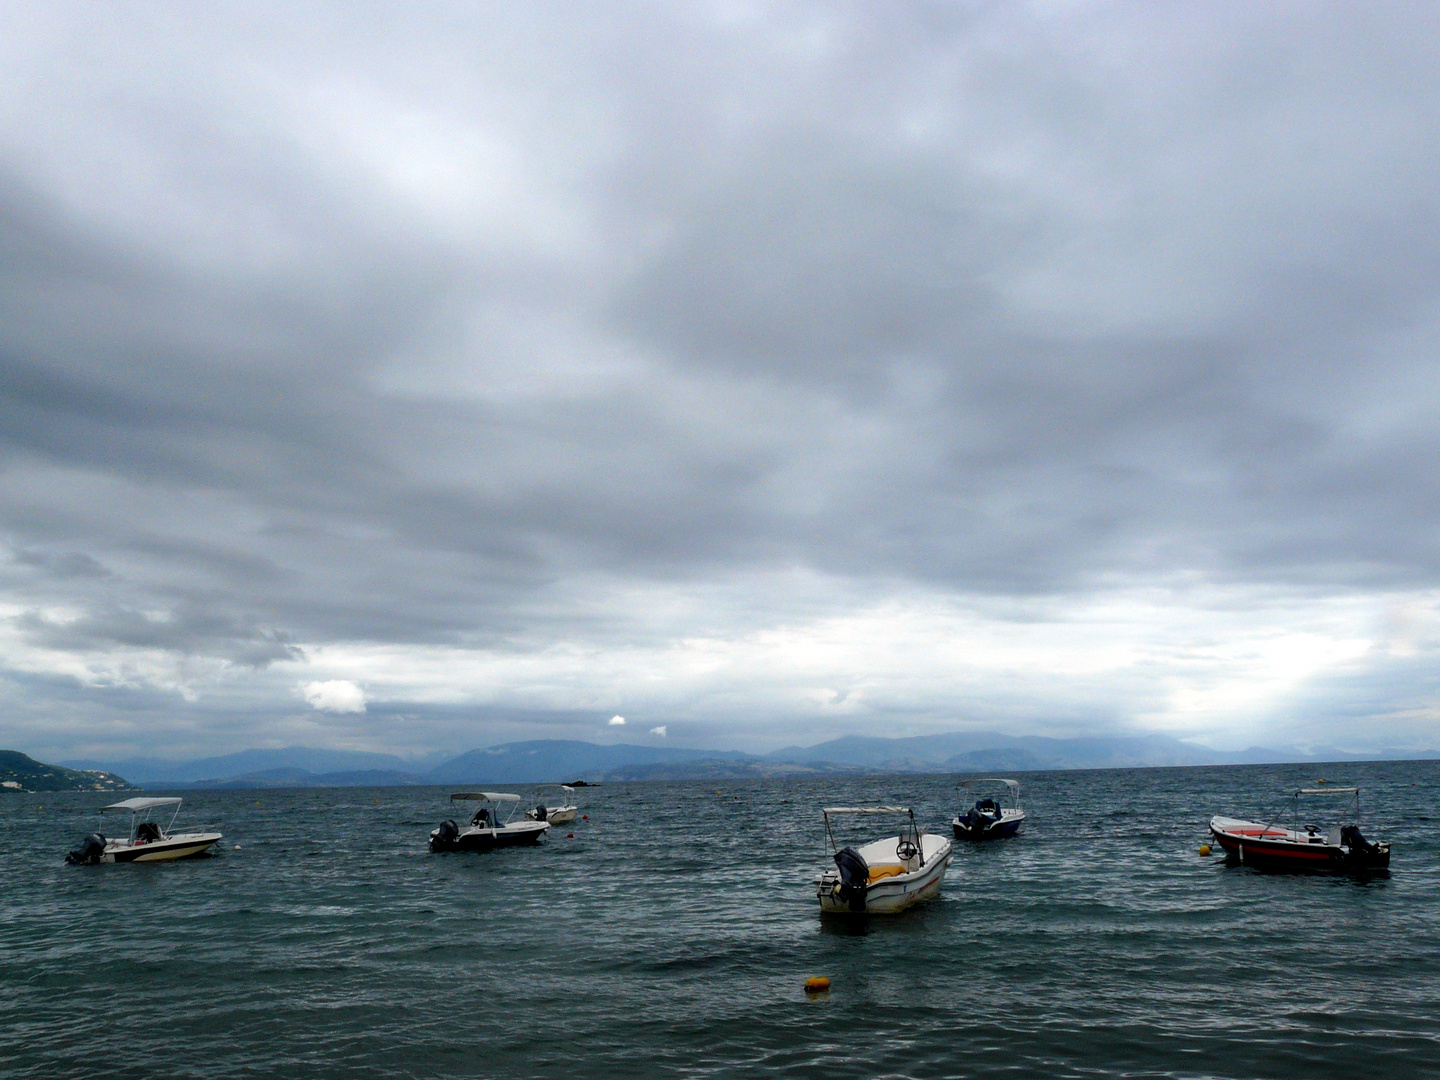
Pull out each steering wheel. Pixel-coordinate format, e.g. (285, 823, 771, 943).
(896, 839, 919, 861)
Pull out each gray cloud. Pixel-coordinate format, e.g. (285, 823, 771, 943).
(3, 2, 1440, 757)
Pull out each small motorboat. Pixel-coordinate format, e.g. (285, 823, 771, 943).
(429, 792, 551, 853)
(814, 806, 953, 915)
(1209, 787, 1390, 873)
(525, 784, 579, 825)
(952, 778, 1025, 841)
(64, 797, 222, 864)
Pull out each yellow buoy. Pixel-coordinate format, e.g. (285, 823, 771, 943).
(1198, 844, 1212, 856)
(804, 977, 830, 993)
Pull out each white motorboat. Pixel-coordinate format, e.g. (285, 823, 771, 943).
(430, 792, 551, 852)
(815, 806, 953, 915)
(952, 778, 1025, 841)
(525, 785, 579, 825)
(65, 797, 222, 864)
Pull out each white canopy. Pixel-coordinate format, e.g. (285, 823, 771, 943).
(1297, 787, 1359, 795)
(823, 806, 912, 815)
(958, 778, 1020, 790)
(101, 797, 182, 813)
(450, 792, 520, 802)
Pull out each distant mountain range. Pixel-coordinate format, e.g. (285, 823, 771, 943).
(0, 750, 137, 793)
(57, 732, 1440, 789)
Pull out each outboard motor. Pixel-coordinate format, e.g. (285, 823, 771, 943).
(964, 806, 987, 836)
(833, 846, 869, 913)
(1340, 825, 1377, 857)
(65, 833, 107, 866)
(430, 818, 460, 851)
(534, 804, 547, 822)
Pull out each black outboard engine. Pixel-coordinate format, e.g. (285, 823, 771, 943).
(65, 833, 107, 866)
(534, 804, 547, 821)
(833, 846, 869, 913)
(1340, 825, 1376, 857)
(430, 818, 460, 852)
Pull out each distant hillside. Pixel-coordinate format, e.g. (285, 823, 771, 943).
(597, 758, 861, 782)
(63, 746, 437, 784)
(0, 750, 136, 793)
(427, 740, 754, 784)
(763, 731, 1225, 771)
(150, 767, 429, 790)
(60, 733, 1440, 790)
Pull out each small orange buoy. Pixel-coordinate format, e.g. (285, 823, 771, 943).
(804, 977, 830, 993)
(582, 815, 588, 820)
(567, 832, 574, 838)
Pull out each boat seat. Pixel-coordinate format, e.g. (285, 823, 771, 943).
(867, 864, 908, 883)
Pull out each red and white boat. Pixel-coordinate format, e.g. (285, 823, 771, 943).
(1209, 787, 1389, 873)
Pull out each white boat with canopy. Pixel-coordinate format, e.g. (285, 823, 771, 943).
(430, 792, 551, 852)
(525, 785, 579, 825)
(814, 806, 953, 915)
(65, 798, 223, 864)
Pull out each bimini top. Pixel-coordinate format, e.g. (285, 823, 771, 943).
(101, 797, 182, 813)
(450, 792, 521, 802)
(1296, 787, 1359, 795)
(823, 806, 912, 815)
(958, 778, 1020, 791)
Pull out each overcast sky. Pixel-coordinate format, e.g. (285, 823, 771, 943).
(4, 1, 1440, 761)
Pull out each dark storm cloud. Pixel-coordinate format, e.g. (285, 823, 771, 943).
(3, 2, 1440, 754)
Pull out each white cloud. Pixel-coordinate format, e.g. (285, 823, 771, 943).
(649, 725, 667, 736)
(608, 714, 625, 725)
(299, 680, 367, 714)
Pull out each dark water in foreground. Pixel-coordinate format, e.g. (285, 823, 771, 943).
(3, 760, 1439, 1079)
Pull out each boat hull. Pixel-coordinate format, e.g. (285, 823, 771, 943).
(103, 832, 223, 863)
(1209, 817, 1389, 873)
(952, 811, 1024, 841)
(527, 806, 578, 825)
(431, 820, 550, 853)
(816, 835, 953, 915)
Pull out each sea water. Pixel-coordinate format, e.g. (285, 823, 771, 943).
(2, 760, 1438, 1079)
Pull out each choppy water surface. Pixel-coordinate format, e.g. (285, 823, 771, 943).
(3, 760, 1439, 1079)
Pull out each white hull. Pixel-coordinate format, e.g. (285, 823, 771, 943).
(103, 832, 223, 863)
(526, 805, 578, 825)
(816, 833, 953, 915)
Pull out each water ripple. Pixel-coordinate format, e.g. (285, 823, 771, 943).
(2, 761, 1437, 1078)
